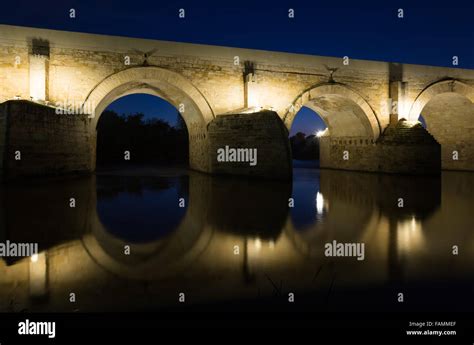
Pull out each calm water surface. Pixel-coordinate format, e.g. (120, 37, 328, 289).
(0, 166, 472, 312)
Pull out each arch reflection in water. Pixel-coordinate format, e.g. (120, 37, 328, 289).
(288, 169, 441, 264)
(96, 174, 189, 243)
(1, 169, 474, 312)
(86, 171, 292, 280)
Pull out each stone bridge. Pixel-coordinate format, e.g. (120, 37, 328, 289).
(0, 24, 473, 179)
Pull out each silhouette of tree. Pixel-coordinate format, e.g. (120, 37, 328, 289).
(289, 132, 320, 160)
(96, 110, 189, 166)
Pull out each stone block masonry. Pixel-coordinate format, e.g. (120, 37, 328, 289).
(320, 119, 441, 175)
(0, 101, 94, 179)
(208, 110, 292, 180)
(376, 120, 441, 174)
(0, 102, 443, 179)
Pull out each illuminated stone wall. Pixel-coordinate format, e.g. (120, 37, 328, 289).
(1, 25, 473, 122)
(319, 136, 379, 172)
(208, 110, 292, 180)
(320, 120, 441, 175)
(0, 101, 93, 179)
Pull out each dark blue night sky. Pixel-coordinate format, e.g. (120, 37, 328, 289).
(105, 94, 180, 126)
(2, 0, 472, 134)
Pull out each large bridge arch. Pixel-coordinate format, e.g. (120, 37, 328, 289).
(81, 66, 215, 172)
(283, 83, 381, 139)
(408, 80, 474, 170)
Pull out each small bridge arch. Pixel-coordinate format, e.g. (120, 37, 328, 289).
(283, 83, 381, 140)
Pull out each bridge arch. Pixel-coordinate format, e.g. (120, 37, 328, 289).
(82, 66, 215, 126)
(408, 79, 474, 121)
(408, 79, 474, 170)
(283, 83, 381, 139)
(81, 66, 215, 172)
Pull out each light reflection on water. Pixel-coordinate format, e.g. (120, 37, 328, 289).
(0, 167, 473, 312)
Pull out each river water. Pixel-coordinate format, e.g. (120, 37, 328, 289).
(0, 166, 472, 312)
